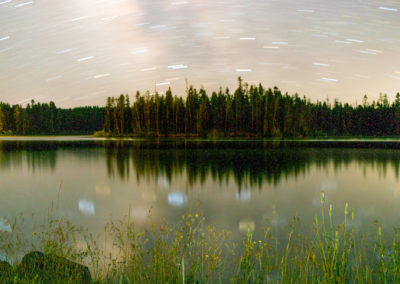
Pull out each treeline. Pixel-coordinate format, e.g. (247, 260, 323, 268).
(102, 77, 400, 137)
(0, 100, 104, 135)
(2, 78, 400, 137)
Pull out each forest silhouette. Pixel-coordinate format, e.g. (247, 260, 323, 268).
(0, 78, 399, 137)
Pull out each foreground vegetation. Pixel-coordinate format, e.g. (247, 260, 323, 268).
(1, 196, 400, 283)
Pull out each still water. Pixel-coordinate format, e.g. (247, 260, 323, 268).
(2, 137, 400, 242)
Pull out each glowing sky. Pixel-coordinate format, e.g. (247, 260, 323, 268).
(0, 0, 399, 107)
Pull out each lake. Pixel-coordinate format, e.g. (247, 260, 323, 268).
(2, 137, 400, 249)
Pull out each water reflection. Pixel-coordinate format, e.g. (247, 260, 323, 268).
(239, 220, 255, 232)
(95, 185, 111, 197)
(1, 140, 400, 189)
(78, 199, 95, 216)
(100, 140, 400, 188)
(157, 176, 170, 189)
(2, 138, 400, 247)
(0, 218, 11, 233)
(236, 189, 251, 202)
(0, 142, 57, 172)
(168, 192, 188, 207)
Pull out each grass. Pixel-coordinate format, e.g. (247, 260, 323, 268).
(1, 195, 400, 283)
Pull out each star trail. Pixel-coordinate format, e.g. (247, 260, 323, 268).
(0, 0, 399, 107)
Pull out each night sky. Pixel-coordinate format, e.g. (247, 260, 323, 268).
(0, 0, 399, 107)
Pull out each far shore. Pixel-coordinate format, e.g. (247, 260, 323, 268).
(3, 134, 400, 143)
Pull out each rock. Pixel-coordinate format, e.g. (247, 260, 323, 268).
(0, 260, 14, 283)
(16, 251, 92, 283)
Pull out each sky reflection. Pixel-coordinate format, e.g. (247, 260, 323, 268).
(1, 140, 400, 243)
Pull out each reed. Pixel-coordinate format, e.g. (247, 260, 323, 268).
(1, 195, 399, 283)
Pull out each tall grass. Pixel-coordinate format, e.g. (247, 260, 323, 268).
(2, 195, 400, 283)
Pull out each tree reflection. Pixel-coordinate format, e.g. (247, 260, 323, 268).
(102, 140, 400, 189)
(1, 139, 400, 189)
(0, 140, 96, 173)
(0, 141, 58, 172)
